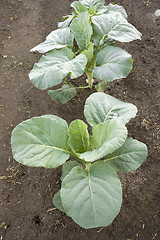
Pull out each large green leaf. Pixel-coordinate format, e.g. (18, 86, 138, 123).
(93, 46, 133, 82)
(40, 114, 68, 127)
(53, 160, 81, 213)
(61, 160, 80, 180)
(48, 84, 77, 104)
(79, 119, 127, 162)
(70, 12, 93, 52)
(68, 120, 90, 153)
(53, 191, 65, 213)
(106, 138, 148, 172)
(30, 28, 74, 53)
(61, 161, 122, 229)
(92, 12, 141, 43)
(11, 115, 71, 168)
(97, 3, 127, 19)
(80, 0, 105, 10)
(71, 1, 88, 14)
(29, 47, 87, 90)
(84, 92, 137, 126)
(106, 3, 127, 18)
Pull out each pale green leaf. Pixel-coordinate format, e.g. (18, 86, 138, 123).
(48, 84, 77, 104)
(107, 3, 127, 18)
(79, 119, 127, 162)
(97, 3, 127, 18)
(84, 92, 137, 126)
(53, 160, 81, 213)
(41, 114, 68, 127)
(93, 46, 133, 82)
(61, 161, 122, 229)
(95, 81, 107, 92)
(29, 48, 87, 90)
(80, 0, 105, 10)
(71, 1, 88, 14)
(70, 12, 93, 51)
(53, 190, 65, 213)
(92, 12, 141, 43)
(61, 160, 80, 180)
(68, 120, 90, 153)
(81, 42, 94, 62)
(11, 115, 71, 168)
(107, 22, 142, 42)
(30, 28, 74, 53)
(106, 138, 148, 172)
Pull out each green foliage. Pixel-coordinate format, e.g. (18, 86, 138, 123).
(11, 93, 148, 229)
(29, 0, 141, 103)
(48, 84, 77, 104)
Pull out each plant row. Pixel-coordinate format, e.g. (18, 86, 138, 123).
(11, 0, 147, 229)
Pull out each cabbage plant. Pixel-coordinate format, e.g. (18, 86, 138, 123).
(11, 93, 148, 229)
(29, 0, 142, 103)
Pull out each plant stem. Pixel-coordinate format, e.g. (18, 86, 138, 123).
(85, 162, 91, 172)
(76, 86, 89, 89)
(88, 72, 94, 89)
(86, 71, 94, 89)
(85, 52, 97, 89)
(69, 151, 87, 164)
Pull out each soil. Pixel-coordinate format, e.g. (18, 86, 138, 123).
(0, 0, 160, 239)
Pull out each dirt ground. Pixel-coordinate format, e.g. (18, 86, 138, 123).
(0, 0, 160, 239)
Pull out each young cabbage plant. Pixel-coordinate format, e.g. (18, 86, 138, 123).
(11, 93, 148, 229)
(29, 0, 142, 103)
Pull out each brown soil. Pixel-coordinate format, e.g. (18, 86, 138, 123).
(0, 0, 160, 239)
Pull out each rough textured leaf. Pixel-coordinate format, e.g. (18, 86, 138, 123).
(70, 12, 93, 51)
(61, 161, 122, 229)
(84, 92, 137, 126)
(79, 119, 127, 162)
(30, 28, 74, 53)
(48, 84, 77, 104)
(71, 1, 88, 14)
(53, 191, 65, 213)
(58, 15, 74, 28)
(92, 12, 141, 43)
(61, 160, 80, 180)
(80, 0, 105, 10)
(106, 138, 148, 172)
(11, 115, 70, 168)
(97, 3, 127, 18)
(155, 9, 160, 17)
(93, 46, 133, 82)
(107, 22, 142, 42)
(29, 47, 87, 90)
(68, 120, 90, 153)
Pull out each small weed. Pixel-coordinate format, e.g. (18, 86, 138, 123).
(144, 0, 151, 7)
(0, 221, 7, 230)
